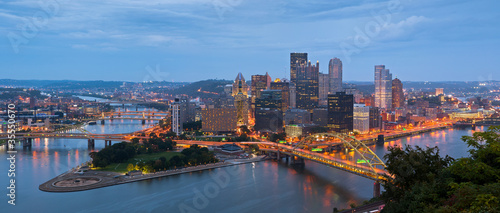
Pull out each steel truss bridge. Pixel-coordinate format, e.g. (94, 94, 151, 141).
(82, 111, 169, 122)
(176, 133, 388, 182)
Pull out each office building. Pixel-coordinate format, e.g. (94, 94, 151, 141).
(285, 108, 311, 125)
(201, 108, 237, 133)
(254, 108, 283, 132)
(251, 73, 272, 118)
(318, 73, 329, 106)
(435, 88, 444, 96)
(369, 107, 382, 131)
(232, 73, 249, 125)
(270, 79, 290, 113)
(392, 78, 404, 109)
(327, 92, 353, 133)
(354, 104, 370, 134)
(329, 58, 343, 93)
(374, 65, 392, 109)
(255, 90, 282, 111)
(296, 60, 319, 111)
(290, 53, 308, 83)
(312, 108, 328, 127)
(289, 83, 296, 108)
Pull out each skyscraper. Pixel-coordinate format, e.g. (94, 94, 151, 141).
(232, 73, 249, 126)
(270, 79, 290, 113)
(374, 65, 392, 109)
(254, 90, 283, 132)
(255, 90, 282, 111)
(354, 104, 370, 134)
(369, 107, 381, 131)
(251, 73, 272, 119)
(318, 73, 329, 106)
(290, 53, 307, 83)
(296, 60, 319, 111)
(392, 78, 404, 109)
(329, 58, 343, 93)
(327, 92, 353, 133)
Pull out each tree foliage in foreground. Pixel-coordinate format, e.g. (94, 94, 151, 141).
(381, 126, 500, 213)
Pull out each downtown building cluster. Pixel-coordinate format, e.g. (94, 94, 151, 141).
(168, 53, 500, 138)
(169, 53, 394, 137)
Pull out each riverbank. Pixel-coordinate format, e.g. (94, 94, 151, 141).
(359, 125, 452, 145)
(39, 155, 268, 192)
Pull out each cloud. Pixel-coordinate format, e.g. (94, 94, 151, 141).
(381, 15, 430, 40)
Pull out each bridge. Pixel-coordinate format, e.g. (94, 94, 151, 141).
(83, 110, 169, 124)
(0, 132, 146, 149)
(175, 133, 388, 197)
(177, 134, 388, 182)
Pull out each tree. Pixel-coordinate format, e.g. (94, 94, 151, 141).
(127, 164, 135, 172)
(269, 132, 286, 142)
(239, 125, 251, 135)
(381, 145, 453, 212)
(381, 126, 500, 213)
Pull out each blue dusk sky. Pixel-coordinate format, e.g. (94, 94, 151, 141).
(0, 0, 499, 82)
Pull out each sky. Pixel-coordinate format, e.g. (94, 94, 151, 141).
(0, 0, 499, 82)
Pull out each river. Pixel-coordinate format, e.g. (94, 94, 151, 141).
(0, 101, 485, 212)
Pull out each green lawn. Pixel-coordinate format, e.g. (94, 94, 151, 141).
(96, 151, 182, 174)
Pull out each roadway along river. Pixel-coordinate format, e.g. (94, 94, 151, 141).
(0, 109, 484, 212)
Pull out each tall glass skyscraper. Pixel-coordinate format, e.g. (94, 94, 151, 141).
(328, 58, 343, 93)
(296, 60, 319, 111)
(374, 65, 392, 109)
(327, 92, 353, 133)
(251, 73, 271, 119)
(290, 53, 307, 83)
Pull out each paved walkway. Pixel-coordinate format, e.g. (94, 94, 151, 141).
(39, 156, 267, 192)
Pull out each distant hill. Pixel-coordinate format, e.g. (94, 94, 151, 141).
(167, 79, 232, 99)
(0, 79, 67, 88)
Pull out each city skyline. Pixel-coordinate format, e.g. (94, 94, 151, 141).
(1, 0, 499, 82)
(2, 1, 500, 212)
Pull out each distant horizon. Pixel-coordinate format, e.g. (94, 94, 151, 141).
(0, 78, 498, 84)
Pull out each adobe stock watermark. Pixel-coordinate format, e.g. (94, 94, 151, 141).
(178, 164, 243, 213)
(142, 64, 170, 82)
(212, 0, 243, 20)
(6, 103, 17, 206)
(7, 0, 60, 54)
(339, 0, 404, 63)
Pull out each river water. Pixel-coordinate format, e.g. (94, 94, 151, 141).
(1, 100, 485, 212)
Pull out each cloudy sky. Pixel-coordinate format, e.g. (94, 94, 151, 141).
(1, 0, 499, 82)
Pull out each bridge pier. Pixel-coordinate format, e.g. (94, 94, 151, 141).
(88, 139, 95, 149)
(373, 182, 381, 198)
(290, 156, 305, 165)
(23, 138, 32, 148)
(377, 134, 385, 145)
(472, 124, 476, 131)
(142, 120, 146, 124)
(101, 120, 105, 125)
